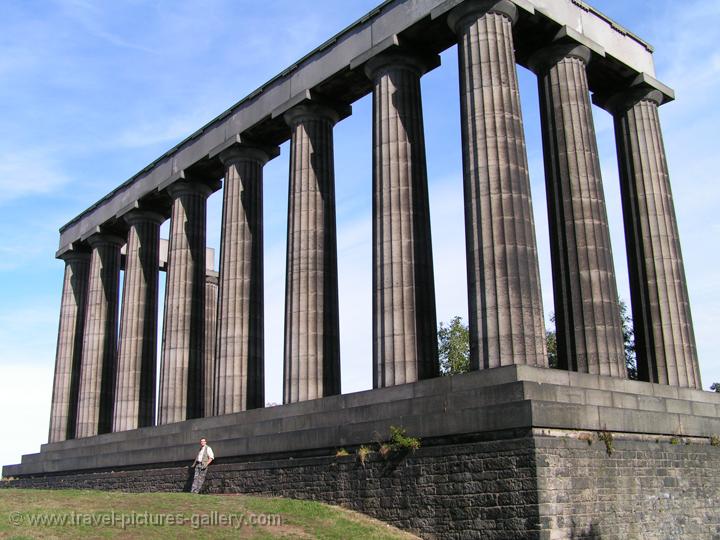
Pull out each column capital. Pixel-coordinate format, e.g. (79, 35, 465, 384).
(592, 73, 674, 115)
(165, 179, 213, 200)
(86, 232, 125, 249)
(527, 43, 591, 75)
(218, 144, 276, 167)
(447, 0, 517, 34)
(123, 209, 165, 227)
(364, 48, 440, 81)
(283, 102, 343, 128)
(58, 247, 91, 263)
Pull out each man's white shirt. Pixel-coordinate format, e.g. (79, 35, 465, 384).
(196, 446, 214, 463)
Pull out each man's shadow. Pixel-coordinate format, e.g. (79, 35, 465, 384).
(183, 465, 195, 492)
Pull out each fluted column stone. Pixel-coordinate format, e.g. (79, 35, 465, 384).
(75, 233, 124, 438)
(283, 103, 341, 404)
(609, 88, 701, 388)
(530, 43, 626, 377)
(204, 273, 218, 416)
(113, 210, 163, 432)
(158, 180, 212, 424)
(366, 50, 440, 387)
(448, 0, 547, 370)
(215, 145, 273, 414)
(48, 250, 90, 443)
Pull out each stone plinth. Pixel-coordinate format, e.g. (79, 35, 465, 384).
(7, 365, 720, 539)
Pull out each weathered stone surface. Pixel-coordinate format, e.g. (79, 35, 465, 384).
(366, 50, 439, 387)
(283, 103, 341, 403)
(611, 90, 701, 389)
(449, 1, 547, 369)
(215, 145, 274, 414)
(11, 364, 720, 478)
(530, 43, 625, 377)
(48, 250, 90, 443)
(535, 434, 720, 539)
(114, 210, 164, 432)
(158, 180, 212, 424)
(6, 432, 720, 540)
(75, 233, 124, 438)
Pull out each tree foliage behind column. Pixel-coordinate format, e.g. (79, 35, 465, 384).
(438, 299, 637, 378)
(438, 316, 470, 376)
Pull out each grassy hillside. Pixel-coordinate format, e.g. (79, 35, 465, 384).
(0, 488, 419, 539)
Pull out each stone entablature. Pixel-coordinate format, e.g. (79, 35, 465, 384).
(55, 0, 668, 256)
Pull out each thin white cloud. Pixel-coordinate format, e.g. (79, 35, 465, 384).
(55, 0, 158, 54)
(0, 151, 70, 204)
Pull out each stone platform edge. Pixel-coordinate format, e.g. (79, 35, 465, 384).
(4, 365, 720, 478)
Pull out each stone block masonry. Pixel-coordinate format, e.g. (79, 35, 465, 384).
(5, 430, 720, 539)
(6, 367, 720, 538)
(533, 433, 720, 539)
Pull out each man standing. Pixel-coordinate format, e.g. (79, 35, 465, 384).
(190, 437, 214, 493)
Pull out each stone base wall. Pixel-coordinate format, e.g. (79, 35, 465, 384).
(1, 433, 539, 539)
(4, 430, 720, 539)
(535, 433, 720, 539)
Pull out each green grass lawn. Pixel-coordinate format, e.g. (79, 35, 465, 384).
(0, 488, 419, 539)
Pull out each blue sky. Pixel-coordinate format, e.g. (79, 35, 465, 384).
(1, 0, 719, 468)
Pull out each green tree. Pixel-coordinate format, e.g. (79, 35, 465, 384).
(619, 300, 637, 380)
(437, 316, 470, 375)
(546, 313, 558, 369)
(440, 301, 637, 378)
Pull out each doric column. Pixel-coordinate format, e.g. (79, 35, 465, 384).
(204, 272, 218, 416)
(529, 43, 626, 377)
(365, 49, 439, 387)
(607, 88, 701, 388)
(113, 210, 163, 432)
(448, 1, 547, 370)
(282, 103, 341, 403)
(48, 249, 90, 443)
(158, 180, 212, 424)
(75, 233, 124, 438)
(215, 145, 274, 414)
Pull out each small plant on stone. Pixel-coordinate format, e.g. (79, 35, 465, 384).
(670, 436, 681, 445)
(710, 435, 720, 447)
(335, 448, 349, 457)
(389, 425, 421, 452)
(577, 432, 593, 446)
(378, 443, 393, 460)
(357, 445, 372, 465)
(597, 431, 614, 456)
